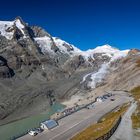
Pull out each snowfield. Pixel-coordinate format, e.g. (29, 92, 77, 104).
(53, 37, 82, 55)
(0, 19, 26, 40)
(34, 36, 55, 55)
(0, 21, 14, 40)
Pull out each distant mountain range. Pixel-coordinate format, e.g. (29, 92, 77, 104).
(0, 17, 139, 125)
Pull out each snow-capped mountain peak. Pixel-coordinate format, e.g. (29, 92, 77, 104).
(52, 37, 82, 55)
(14, 18, 25, 35)
(0, 17, 26, 40)
(34, 36, 82, 56)
(92, 44, 117, 52)
(80, 45, 129, 89)
(85, 44, 127, 56)
(0, 18, 129, 63)
(79, 44, 129, 62)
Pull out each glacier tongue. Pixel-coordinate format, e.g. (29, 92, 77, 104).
(87, 63, 109, 88)
(80, 46, 129, 89)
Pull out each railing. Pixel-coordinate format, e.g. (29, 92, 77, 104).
(96, 116, 122, 140)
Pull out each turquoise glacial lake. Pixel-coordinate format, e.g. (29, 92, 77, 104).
(0, 103, 65, 140)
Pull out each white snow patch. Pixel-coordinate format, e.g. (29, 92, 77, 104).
(53, 37, 81, 55)
(80, 51, 95, 61)
(0, 19, 26, 40)
(41, 65, 45, 70)
(14, 19, 25, 37)
(80, 72, 95, 84)
(90, 44, 118, 54)
(53, 37, 70, 54)
(34, 36, 55, 54)
(0, 21, 14, 40)
(80, 45, 129, 62)
(34, 36, 82, 55)
(110, 49, 129, 62)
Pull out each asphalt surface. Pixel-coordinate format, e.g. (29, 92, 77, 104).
(110, 102, 137, 140)
(18, 94, 132, 140)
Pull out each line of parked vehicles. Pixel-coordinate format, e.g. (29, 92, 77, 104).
(98, 93, 114, 101)
(86, 93, 114, 109)
(28, 93, 115, 136)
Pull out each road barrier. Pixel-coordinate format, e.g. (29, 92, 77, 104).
(96, 116, 122, 140)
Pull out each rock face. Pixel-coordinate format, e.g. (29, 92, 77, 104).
(0, 17, 139, 124)
(0, 56, 15, 78)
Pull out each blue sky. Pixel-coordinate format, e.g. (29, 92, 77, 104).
(0, 0, 140, 50)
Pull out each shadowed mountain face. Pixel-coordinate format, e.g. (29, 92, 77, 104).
(0, 17, 139, 125)
(0, 56, 15, 78)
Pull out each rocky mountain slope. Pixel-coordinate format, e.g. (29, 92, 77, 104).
(0, 17, 139, 125)
(88, 49, 140, 96)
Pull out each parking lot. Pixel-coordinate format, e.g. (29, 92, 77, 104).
(18, 93, 132, 140)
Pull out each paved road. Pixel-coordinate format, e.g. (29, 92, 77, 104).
(110, 102, 137, 140)
(18, 94, 132, 140)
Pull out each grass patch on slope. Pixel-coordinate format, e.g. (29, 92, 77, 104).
(131, 86, 140, 129)
(71, 104, 129, 140)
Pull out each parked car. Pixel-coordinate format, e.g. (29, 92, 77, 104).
(107, 93, 112, 97)
(86, 104, 94, 109)
(28, 127, 43, 136)
(103, 95, 107, 99)
(28, 129, 38, 136)
(106, 94, 110, 97)
(110, 98, 115, 101)
(36, 127, 44, 133)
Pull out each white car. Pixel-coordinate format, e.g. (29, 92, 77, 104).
(28, 130, 38, 136)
